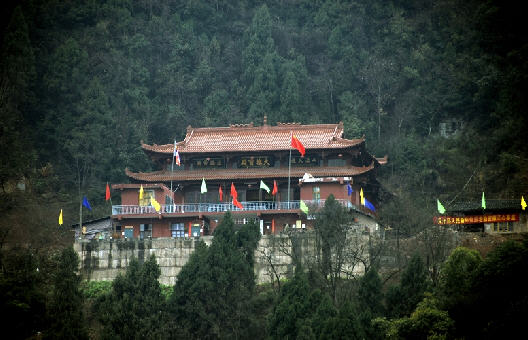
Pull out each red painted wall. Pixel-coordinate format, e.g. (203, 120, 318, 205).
(153, 221, 171, 237)
(121, 189, 139, 205)
(120, 188, 170, 205)
(300, 183, 347, 201)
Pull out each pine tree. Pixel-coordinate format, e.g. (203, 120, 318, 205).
(46, 247, 87, 339)
(97, 255, 167, 339)
(169, 212, 260, 338)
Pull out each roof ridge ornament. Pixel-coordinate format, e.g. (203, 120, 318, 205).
(277, 122, 301, 126)
(229, 122, 254, 128)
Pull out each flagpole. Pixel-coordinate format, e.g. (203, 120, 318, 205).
(170, 140, 176, 194)
(288, 148, 292, 210)
(79, 197, 82, 239)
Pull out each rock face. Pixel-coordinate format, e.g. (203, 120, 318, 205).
(74, 232, 371, 285)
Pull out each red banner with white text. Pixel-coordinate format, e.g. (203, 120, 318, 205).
(433, 214, 519, 225)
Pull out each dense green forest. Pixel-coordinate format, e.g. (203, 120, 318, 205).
(2, 205, 528, 339)
(1, 0, 527, 338)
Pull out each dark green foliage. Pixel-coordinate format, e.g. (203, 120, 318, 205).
(389, 294, 454, 340)
(268, 271, 322, 339)
(1, 1, 527, 336)
(0, 248, 46, 339)
(169, 212, 260, 339)
(314, 194, 352, 300)
(356, 267, 385, 338)
(436, 246, 482, 337)
(386, 254, 430, 318)
(46, 247, 87, 339)
(1, 0, 525, 215)
(357, 267, 385, 317)
(467, 240, 528, 339)
(97, 255, 167, 339)
(80, 280, 113, 300)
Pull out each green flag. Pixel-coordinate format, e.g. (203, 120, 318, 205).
(437, 199, 446, 214)
(481, 192, 486, 209)
(260, 180, 270, 193)
(300, 200, 309, 214)
(201, 178, 207, 193)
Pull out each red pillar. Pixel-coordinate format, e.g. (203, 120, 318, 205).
(188, 221, 192, 237)
(272, 219, 275, 234)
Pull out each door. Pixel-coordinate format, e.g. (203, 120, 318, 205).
(124, 226, 134, 239)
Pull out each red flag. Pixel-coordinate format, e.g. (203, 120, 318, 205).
(219, 186, 223, 201)
(231, 182, 238, 200)
(105, 183, 111, 201)
(272, 180, 278, 196)
(291, 132, 305, 157)
(233, 198, 244, 209)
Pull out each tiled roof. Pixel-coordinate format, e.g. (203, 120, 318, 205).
(142, 122, 364, 154)
(125, 164, 375, 182)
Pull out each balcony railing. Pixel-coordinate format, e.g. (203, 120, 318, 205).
(112, 199, 362, 216)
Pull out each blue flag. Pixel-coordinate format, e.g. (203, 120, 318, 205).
(364, 198, 376, 212)
(82, 196, 92, 211)
(347, 183, 353, 196)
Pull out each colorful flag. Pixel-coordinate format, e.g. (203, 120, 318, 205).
(300, 200, 309, 214)
(360, 188, 365, 205)
(201, 178, 207, 193)
(364, 198, 376, 212)
(291, 132, 306, 157)
(106, 183, 111, 201)
(522, 196, 527, 210)
(231, 182, 238, 200)
(139, 185, 144, 200)
(150, 196, 161, 212)
(272, 180, 278, 196)
(173, 141, 181, 166)
(260, 180, 270, 193)
(347, 183, 353, 196)
(219, 186, 223, 201)
(437, 199, 446, 214)
(233, 198, 244, 209)
(58, 209, 63, 225)
(82, 196, 92, 211)
(481, 192, 486, 209)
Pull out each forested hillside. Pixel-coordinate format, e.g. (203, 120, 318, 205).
(1, 0, 527, 232)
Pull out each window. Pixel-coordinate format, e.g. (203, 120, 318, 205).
(313, 186, 320, 201)
(234, 218, 258, 225)
(139, 189, 155, 206)
(140, 224, 152, 239)
(493, 222, 514, 232)
(171, 223, 185, 238)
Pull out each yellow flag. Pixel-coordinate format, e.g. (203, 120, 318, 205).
(150, 196, 160, 212)
(58, 209, 63, 225)
(360, 188, 365, 205)
(522, 196, 527, 210)
(139, 185, 144, 200)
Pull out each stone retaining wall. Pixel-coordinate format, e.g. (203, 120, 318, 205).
(74, 232, 369, 285)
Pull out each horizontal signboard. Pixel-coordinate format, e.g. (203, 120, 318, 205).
(291, 155, 319, 166)
(238, 156, 274, 168)
(433, 214, 519, 225)
(192, 158, 225, 168)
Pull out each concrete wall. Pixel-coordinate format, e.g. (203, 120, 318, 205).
(74, 231, 370, 286)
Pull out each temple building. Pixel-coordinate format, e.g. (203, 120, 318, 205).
(111, 119, 387, 239)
